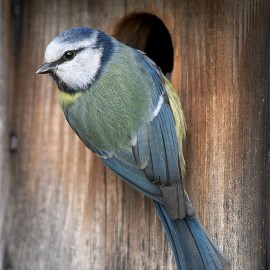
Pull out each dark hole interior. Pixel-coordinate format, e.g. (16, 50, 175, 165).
(113, 13, 174, 76)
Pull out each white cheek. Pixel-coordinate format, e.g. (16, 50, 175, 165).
(56, 47, 102, 90)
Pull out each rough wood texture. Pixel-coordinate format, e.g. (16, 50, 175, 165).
(176, 1, 270, 269)
(0, 0, 14, 268)
(0, 0, 269, 270)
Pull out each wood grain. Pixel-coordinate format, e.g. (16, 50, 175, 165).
(177, 2, 270, 269)
(0, 0, 15, 268)
(0, 0, 269, 270)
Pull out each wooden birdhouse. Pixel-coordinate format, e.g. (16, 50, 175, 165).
(0, 0, 269, 269)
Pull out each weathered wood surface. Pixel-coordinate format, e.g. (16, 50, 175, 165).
(0, 0, 14, 268)
(0, 0, 269, 269)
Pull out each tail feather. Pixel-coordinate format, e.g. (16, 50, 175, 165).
(153, 201, 229, 270)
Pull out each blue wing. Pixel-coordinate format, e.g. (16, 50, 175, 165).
(90, 49, 186, 219)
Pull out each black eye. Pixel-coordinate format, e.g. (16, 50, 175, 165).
(63, 50, 75, 60)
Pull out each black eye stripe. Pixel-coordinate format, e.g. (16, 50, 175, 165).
(52, 47, 85, 67)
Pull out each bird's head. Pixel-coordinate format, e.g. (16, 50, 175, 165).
(36, 27, 115, 93)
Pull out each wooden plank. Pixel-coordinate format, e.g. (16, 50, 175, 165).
(175, 1, 269, 269)
(0, 0, 15, 269)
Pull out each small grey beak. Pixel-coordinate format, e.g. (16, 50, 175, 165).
(36, 62, 54, 74)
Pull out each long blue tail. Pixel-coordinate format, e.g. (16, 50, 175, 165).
(153, 201, 230, 270)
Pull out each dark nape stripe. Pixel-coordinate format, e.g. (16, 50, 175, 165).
(89, 32, 115, 87)
(96, 32, 115, 67)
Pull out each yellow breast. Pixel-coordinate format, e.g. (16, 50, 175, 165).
(58, 91, 82, 109)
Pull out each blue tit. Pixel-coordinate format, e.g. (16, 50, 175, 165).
(37, 27, 229, 270)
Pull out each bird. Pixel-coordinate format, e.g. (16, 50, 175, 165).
(36, 27, 229, 269)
